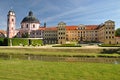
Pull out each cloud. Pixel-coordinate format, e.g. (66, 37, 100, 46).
(42, 0, 120, 26)
(29, 0, 42, 7)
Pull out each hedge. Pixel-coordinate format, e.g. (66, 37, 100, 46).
(12, 38, 29, 46)
(0, 38, 4, 46)
(0, 38, 43, 46)
(29, 39, 43, 46)
(53, 44, 81, 47)
(98, 44, 120, 47)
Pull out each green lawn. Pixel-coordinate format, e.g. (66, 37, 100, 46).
(0, 48, 120, 58)
(0, 60, 120, 80)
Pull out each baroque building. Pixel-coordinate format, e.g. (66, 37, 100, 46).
(5, 10, 120, 44)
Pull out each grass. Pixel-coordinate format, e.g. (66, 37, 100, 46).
(0, 47, 120, 58)
(0, 60, 120, 80)
(0, 47, 101, 55)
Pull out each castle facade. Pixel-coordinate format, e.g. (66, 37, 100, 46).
(0, 10, 119, 44)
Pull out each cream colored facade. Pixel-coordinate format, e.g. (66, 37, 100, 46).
(98, 20, 115, 44)
(57, 22, 66, 44)
(43, 20, 117, 44)
(66, 26, 78, 42)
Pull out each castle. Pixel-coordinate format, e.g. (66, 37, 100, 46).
(0, 10, 120, 44)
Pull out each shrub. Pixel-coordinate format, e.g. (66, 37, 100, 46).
(0, 38, 4, 46)
(3, 38, 10, 46)
(98, 44, 120, 47)
(53, 44, 81, 47)
(11, 38, 29, 46)
(29, 39, 43, 46)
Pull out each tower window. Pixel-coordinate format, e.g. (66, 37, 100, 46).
(11, 27, 13, 30)
(12, 19, 14, 22)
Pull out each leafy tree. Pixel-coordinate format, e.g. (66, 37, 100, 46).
(115, 28, 120, 36)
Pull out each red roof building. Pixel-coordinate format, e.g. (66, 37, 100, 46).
(85, 25, 98, 30)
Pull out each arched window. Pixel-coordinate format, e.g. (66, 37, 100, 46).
(33, 24, 35, 28)
(26, 24, 28, 28)
(21, 25, 23, 28)
(12, 19, 14, 22)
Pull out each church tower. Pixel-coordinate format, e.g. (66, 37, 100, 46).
(7, 10, 16, 38)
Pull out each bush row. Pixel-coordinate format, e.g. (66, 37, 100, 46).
(29, 39, 43, 46)
(52, 44, 81, 47)
(0, 38, 43, 46)
(98, 44, 120, 47)
(0, 38, 4, 46)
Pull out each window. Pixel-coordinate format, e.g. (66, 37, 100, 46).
(106, 36, 108, 39)
(112, 31, 114, 34)
(109, 36, 111, 39)
(11, 27, 13, 30)
(112, 36, 114, 39)
(26, 24, 28, 28)
(33, 24, 35, 28)
(106, 31, 108, 34)
(109, 31, 111, 34)
(21, 25, 23, 28)
(12, 19, 14, 22)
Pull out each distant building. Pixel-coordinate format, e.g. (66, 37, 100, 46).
(66, 26, 78, 42)
(7, 10, 45, 39)
(43, 20, 117, 44)
(4, 10, 120, 44)
(7, 10, 16, 38)
(43, 27, 57, 44)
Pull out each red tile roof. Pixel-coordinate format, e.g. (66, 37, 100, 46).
(45, 27, 57, 31)
(0, 30, 6, 34)
(85, 25, 98, 30)
(66, 26, 78, 30)
(38, 27, 46, 30)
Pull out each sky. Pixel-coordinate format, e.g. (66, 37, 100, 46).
(0, 0, 120, 30)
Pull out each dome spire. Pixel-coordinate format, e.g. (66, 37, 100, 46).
(29, 11, 33, 16)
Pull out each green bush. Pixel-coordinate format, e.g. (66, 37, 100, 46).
(3, 38, 10, 46)
(53, 44, 81, 47)
(29, 39, 43, 46)
(12, 38, 29, 46)
(0, 38, 43, 46)
(0, 38, 4, 46)
(98, 44, 120, 47)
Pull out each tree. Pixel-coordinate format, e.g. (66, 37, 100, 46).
(115, 28, 120, 37)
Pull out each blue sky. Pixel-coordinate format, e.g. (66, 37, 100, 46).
(0, 0, 120, 30)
